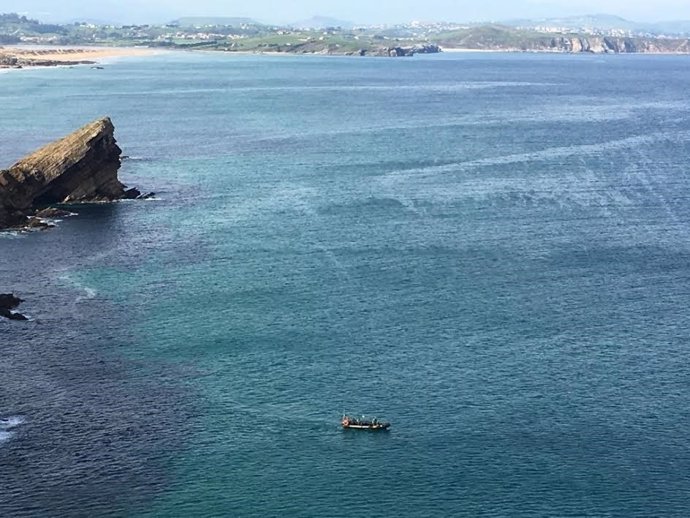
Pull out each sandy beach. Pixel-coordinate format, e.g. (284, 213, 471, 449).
(0, 46, 158, 68)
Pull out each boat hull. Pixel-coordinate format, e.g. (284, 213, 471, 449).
(342, 423, 390, 431)
(341, 416, 391, 431)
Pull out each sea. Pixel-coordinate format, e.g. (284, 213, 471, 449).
(1, 51, 690, 517)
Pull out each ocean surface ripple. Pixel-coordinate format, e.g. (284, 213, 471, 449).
(1, 52, 690, 517)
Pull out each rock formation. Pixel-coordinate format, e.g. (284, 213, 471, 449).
(439, 31, 690, 54)
(0, 293, 27, 320)
(552, 36, 690, 53)
(0, 117, 133, 229)
(360, 44, 441, 57)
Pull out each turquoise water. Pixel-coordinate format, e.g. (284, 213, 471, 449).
(2, 52, 690, 516)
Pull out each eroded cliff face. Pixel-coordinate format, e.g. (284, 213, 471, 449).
(544, 36, 690, 53)
(0, 117, 126, 228)
(438, 32, 690, 54)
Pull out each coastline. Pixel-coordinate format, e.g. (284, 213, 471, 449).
(3, 45, 690, 70)
(0, 46, 159, 70)
(440, 47, 506, 53)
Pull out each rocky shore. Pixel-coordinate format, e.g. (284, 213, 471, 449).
(357, 44, 441, 57)
(0, 117, 148, 230)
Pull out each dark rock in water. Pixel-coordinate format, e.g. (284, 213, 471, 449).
(0, 208, 28, 229)
(123, 188, 156, 200)
(0, 293, 27, 320)
(0, 293, 22, 310)
(3, 310, 28, 321)
(123, 187, 142, 199)
(34, 207, 73, 219)
(0, 117, 147, 230)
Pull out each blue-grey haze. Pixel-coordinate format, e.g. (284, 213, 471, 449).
(5, 0, 690, 25)
(1, 51, 690, 516)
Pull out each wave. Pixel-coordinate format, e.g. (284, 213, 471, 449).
(83, 287, 97, 300)
(0, 416, 25, 445)
(121, 156, 152, 162)
(381, 130, 690, 181)
(252, 104, 663, 144)
(75, 286, 97, 302)
(57, 274, 98, 302)
(117, 196, 163, 203)
(97, 81, 557, 98)
(0, 416, 25, 429)
(40, 211, 78, 222)
(0, 227, 53, 238)
(0, 230, 22, 239)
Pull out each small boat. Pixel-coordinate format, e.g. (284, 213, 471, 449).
(341, 415, 390, 431)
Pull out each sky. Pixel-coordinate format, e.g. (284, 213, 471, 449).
(5, 0, 690, 25)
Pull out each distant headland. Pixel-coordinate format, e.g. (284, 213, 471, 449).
(2, 11, 690, 61)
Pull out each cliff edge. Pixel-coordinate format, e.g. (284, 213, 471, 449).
(0, 117, 131, 228)
(437, 28, 690, 54)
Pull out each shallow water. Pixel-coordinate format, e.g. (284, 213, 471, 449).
(2, 52, 690, 517)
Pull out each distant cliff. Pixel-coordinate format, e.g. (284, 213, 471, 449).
(525, 35, 690, 53)
(0, 117, 136, 229)
(436, 26, 690, 54)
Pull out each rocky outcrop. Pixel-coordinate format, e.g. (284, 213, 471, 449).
(360, 44, 442, 57)
(410, 44, 442, 55)
(439, 30, 690, 54)
(0, 293, 27, 321)
(545, 36, 639, 53)
(556, 36, 690, 53)
(0, 117, 131, 229)
(34, 207, 73, 219)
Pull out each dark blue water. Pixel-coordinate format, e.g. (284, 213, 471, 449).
(2, 52, 690, 517)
